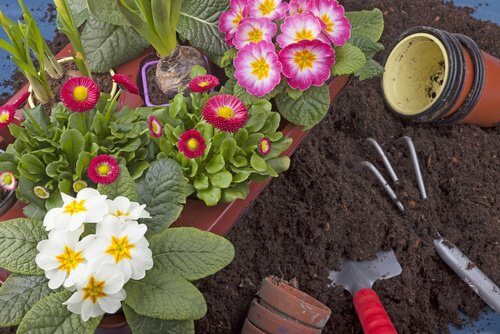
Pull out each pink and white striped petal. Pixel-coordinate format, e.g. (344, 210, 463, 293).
(219, 0, 248, 45)
(234, 18, 277, 50)
(288, 0, 313, 15)
(279, 39, 335, 91)
(247, 0, 288, 20)
(310, 0, 351, 46)
(234, 41, 283, 97)
(276, 13, 324, 49)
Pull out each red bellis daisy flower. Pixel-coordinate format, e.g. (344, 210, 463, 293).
(60, 77, 100, 112)
(189, 75, 220, 93)
(178, 129, 206, 159)
(0, 105, 15, 129)
(87, 155, 120, 185)
(148, 115, 163, 138)
(258, 137, 271, 155)
(0, 171, 16, 191)
(202, 94, 248, 133)
(112, 74, 139, 95)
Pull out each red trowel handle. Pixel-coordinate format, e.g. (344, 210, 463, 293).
(353, 288, 398, 334)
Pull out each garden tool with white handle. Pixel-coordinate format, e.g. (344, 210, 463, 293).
(329, 250, 401, 334)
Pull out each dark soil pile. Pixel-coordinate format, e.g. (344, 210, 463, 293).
(195, 1, 500, 333)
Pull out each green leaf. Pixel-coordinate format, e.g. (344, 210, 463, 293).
(250, 153, 267, 172)
(208, 170, 232, 189)
(346, 9, 384, 42)
(67, 112, 87, 134)
(82, 16, 149, 73)
(150, 227, 234, 281)
(98, 163, 138, 201)
(285, 86, 303, 99)
(177, 0, 229, 60)
(66, 0, 90, 27)
(17, 291, 102, 334)
(0, 218, 46, 275)
(124, 270, 207, 321)
(137, 159, 186, 233)
(355, 59, 385, 80)
(205, 154, 225, 174)
(123, 304, 194, 334)
(87, 0, 130, 26)
(190, 65, 207, 78)
(197, 186, 221, 206)
(0, 275, 54, 326)
(75, 152, 91, 178)
(18, 154, 45, 182)
(222, 183, 249, 202)
(348, 36, 384, 58)
(267, 157, 291, 174)
(60, 129, 85, 167)
(275, 85, 331, 130)
(23, 204, 46, 220)
(332, 43, 366, 76)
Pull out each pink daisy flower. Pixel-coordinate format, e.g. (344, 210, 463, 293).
(219, 0, 248, 45)
(288, 0, 313, 15)
(258, 137, 272, 155)
(202, 94, 249, 133)
(178, 129, 206, 159)
(87, 155, 120, 185)
(11, 91, 31, 109)
(247, 0, 288, 20)
(189, 75, 220, 93)
(279, 39, 335, 91)
(60, 77, 100, 112)
(112, 74, 139, 95)
(233, 18, 277, 50)
(276, 13, 326, 49)
(0, 105, 15, 129)
(0, 171, 16, 191)
(310, 0, 351, 46)
(148, 115, 163, 138)
(234, 41, 282, 97)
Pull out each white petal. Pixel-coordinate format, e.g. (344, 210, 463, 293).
(43, 208, 63, 231)
(81, 300, 98, 322)
(48, 270, 66, 290)
(85, 198, 109, 223)
(64, 290, 84, 305)
(77, 188, 102, 200)
(97, 295, 122, 314)
(61, 193, 75, 204)
(113, 197, 131, 212)
(103, 274, 125, 295)
(35, 254, 59, 271)
(123, 223, 147, 243)
(68, 213, 86, 231)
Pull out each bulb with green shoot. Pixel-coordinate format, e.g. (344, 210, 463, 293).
(117, 0, 207, 98)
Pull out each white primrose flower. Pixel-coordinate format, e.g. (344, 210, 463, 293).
(63, 263, 126, 321)
(43, 188, 109, 232)
(85, 217, 153, 282)
(35, 227, 92, 289)
(106, 196, 151, 221)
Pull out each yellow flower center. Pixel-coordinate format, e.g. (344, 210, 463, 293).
(0, 112, 9, 123)
(251, 57, 271, 80)
(113, 210, 128, 218)
(97, 163, 111, 176)
(295, 28, 314, 41)
(2, 174, 13, 185)
(151, 121, 161, 134)
(83, 276, 107, 304)
(73, 86, 89, 102)
(56, 245, 85, 274)
(260, 140, 270, 153)
(63, 200, 87, 215)
(258, 0, 276, 16)
(198, 81, 210, 88)
(216, 106, 235, 119)
(293, 49, 317, 71)
(233, 12, 243, 25)
(321, 14, 335, 33)
(248, 28, 264, 43)
(187, 138, 200, 150)
(106, 236, 135, 263)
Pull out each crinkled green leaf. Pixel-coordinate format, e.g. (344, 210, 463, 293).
(124, 269, 207, 321)
(66, 0, 90, 27)
(177, 0, 229, 60)
(17, 291, 102, 334)
(275, 85, 331, 130)
(150, 227, 234, 281)
(98, 163, 138, 201)
(0, 218, 46, 275)
(123, 304, 194, 334)
(137, 159, 186, 233)
(345, 9, 384, 42)
(87, 0, 130, 26)
(82, 16, 149, 73)
(332, 43, 366, 76)
(355, 58, 385, 80)
(348, 36, 384, 58)
(0, 275, 54, 326)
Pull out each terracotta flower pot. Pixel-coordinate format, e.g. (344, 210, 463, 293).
(241, 319, 267, 334)
(383, 26, 500, 127)
(257, 277, 331, 329)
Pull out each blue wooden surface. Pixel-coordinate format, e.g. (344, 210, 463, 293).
(0, 1, 498, 332)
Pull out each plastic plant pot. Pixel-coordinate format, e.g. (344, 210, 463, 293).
(382, 26, 500, 127)
(96, 313, 131, 334)
(257, 277, 331, 330)
(241, 319, 267, 334)
(247, 299, 323, 334)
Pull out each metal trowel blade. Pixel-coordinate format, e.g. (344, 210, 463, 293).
(328, 250, 402, 296)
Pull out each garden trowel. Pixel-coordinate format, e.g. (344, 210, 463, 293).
(329, 250, 401, 334)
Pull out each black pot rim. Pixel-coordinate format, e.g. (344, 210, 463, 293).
(383, 26, 467, 123)
(431, 34, 486, 126)
(0, 189, 16, 217)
